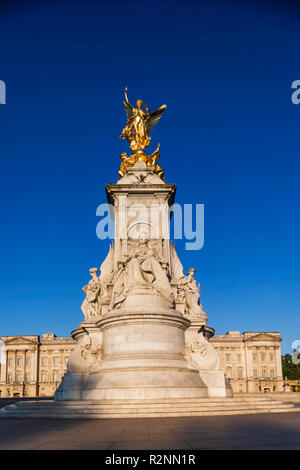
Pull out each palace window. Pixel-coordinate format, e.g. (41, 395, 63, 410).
(25, 374, 31, 382)
(237, 354, 242, 362)
(270, 354, 274, 362)
(253, 354, 257, 362)
(41, 357, 47, 366)
(271, 369, 275, 378)
(225, 354, 231, 362)
(238, 368, 243, 379)
(53, 373, 58, 383)
(53, 357, 59, 366)
(7, 374, 12, 383)
(17, 358, 22, 366)
(26, 357, 31, 366)
(262, 369, 267, 378)
(41, 373, 46, 382)
(8, 358, 13, 367)
(16, 374, 22, 383)
(253, 369, 258, 378)
(226, 368, 232, 378)
(261, 354, 265, 362)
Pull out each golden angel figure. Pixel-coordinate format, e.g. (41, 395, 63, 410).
(120, 87, 167, 152)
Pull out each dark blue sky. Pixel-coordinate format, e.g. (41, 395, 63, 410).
(0, 0, 299, 353)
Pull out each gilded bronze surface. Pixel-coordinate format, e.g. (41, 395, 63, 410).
(119, 87, 166, 181)
(118, 145, 165, 181)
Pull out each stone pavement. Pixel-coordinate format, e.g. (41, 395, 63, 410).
(0, 412, 300, 450)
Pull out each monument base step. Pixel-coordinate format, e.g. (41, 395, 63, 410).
(0, 397, 299, 418)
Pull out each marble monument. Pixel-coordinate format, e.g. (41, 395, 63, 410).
(2, 90, 296, 418)
(55, 88, 233, 402)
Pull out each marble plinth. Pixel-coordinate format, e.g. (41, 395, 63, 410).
(56, 305, 211, 401)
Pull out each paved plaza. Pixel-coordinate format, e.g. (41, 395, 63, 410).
(0, 412, 300, 450)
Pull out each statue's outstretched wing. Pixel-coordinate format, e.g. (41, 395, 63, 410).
(146, 104, 167, 133)
(122, 100, 133, 120)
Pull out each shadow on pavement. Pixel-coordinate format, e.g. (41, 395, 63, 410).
(0, 412, 300, 450)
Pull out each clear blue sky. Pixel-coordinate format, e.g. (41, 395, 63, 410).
(0, 0, 299, 354)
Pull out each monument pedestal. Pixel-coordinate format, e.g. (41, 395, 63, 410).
(199, 370, 233, 397)
(56, 305, 210, 401)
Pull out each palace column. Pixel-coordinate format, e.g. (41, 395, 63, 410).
(14, 349, 17, 383)
(275, 345, 283, 379)
(24, 349, 27, 388)
(0, 347, 7, 383)
(32, 346, 39, 396)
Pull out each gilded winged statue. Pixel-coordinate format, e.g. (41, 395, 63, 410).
(120, 87, 167, 152)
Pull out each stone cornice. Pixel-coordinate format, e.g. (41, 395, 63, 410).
(106, 183, 176, 208)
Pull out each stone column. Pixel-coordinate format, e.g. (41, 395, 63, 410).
(24, 349, 26, 378)
(32, 346, 39, 396)
(1, 348, 7, 383)
(275, 345, 284, 392)
(22, 350, 25, 396)
(0, 341, 6, 382)
(4, 349, 8, 383)
(14, 349, 17, 383)
(244, 344, 252, 381)
(242, 343, 248, 393)
(115, 194, 127, 271)
(275, 345, 283, 378)
(24, 349, 28, 395)
(4, 349, 9, 398)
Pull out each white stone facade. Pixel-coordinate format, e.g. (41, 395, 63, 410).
(210, 331, 284, 393)
(0, 334, 76, 398)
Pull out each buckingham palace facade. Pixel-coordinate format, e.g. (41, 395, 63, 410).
(0, 330, 284, 398)
(210, 331, 284, 394)
(0, 333, 75, 398)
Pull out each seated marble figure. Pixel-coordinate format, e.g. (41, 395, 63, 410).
(110, 233, 173, 310)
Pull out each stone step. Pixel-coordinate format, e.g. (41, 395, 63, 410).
(1, 402, 294, 412)
(7, 400, 291, 411)
(0, 403, 295, 417)
(1, 405, 294, 415)
(50, 395, 285, 402)
(8, 397, 287, 407)
(0, 407, 297, 419)
(0, 398, 297, 418)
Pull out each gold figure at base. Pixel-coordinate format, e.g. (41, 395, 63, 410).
(146, 144, 165, 181)
(118, 152, 137, 178)
(118, 144, 165, 181)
